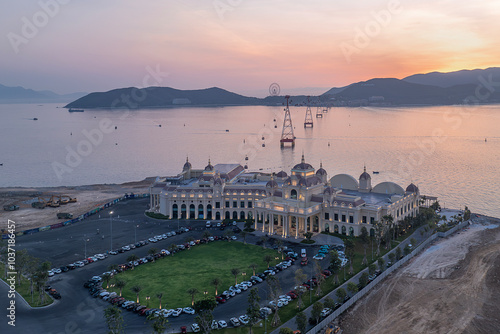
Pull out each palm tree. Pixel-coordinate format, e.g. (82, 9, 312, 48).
(275, 239, 284, 259)
(263, 254, 273, 268)
(168, 244, 178, 256)
(115, 279, 126, 297)
(260, 236, 268, 249)
(202, 231, 212, 240)
(108, 264, 118, 273)
(127, 254, 139, 270)
(102, 272, 112, 289)
(131, 285, 142, 303)
(148, 247, 158, 262)
(249, 263, 257, 276)
(187, 288, 199, 306)
(211, 278, 221, 296)
(156, 293, 163, 310)
(241, 231, 248, 244)
(231, 268, 241, 285)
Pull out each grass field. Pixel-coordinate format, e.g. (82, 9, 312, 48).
(107, 241, 280, 308)
(1, 276, 53, 308)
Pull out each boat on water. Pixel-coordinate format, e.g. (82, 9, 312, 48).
(33, 118, 38, 120)
(373, 171, 380, 174)
(68, 108, 84, 112)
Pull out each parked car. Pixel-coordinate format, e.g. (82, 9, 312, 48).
(230, 317, 240, 326)
(239, 315, 249, 325)
(183, 307, 195, 315)
(218, 320, 228, 328)
(191, 323, 200, 333)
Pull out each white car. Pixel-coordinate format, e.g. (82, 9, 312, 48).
(148, 237, 157, 243)
(95, 254, 106, 260)
(216, 222, 221, 227)
(206, 221, 212, 228)
(232, 221, 237, 225)
(162, 309, 174, 317)
(231, 236, 237, 240)
(229, 286, 241, 294)
(162, 234, 168, 239)
(183, 307, 195, 315)
(122, 245, 131, 251)
(211, 320, 219, 330)
(208, 236, 214, 241)
(230, 317, 240, 326)
(279, 298, 289, 305)
(171, 231, 176, 236)
(156, 235, 163, 240)
(320, 308, 332, 317)
(218, 320, 228, 328)
(161, 249, 170, 255)
(251, 276, 263, 283)
(313, 254, 325, 260)
(47, 270, 54, 277)
(241, 281, 252, 287)
(237, 284, 248, 291)
(91, 275, 102, 281)
(166, 232, 173, 237)
(239, 315, 249, 325)
(172, 308, 182, 317)
(223, 290, 235, 297)
(191, 324, 200, 333)
(109, 250, 118, 255)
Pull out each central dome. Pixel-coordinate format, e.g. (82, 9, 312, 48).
(292, 154, 314, 171)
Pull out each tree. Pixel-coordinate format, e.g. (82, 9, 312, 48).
(146, 312, 169, 334)
(344, 239, 355, 275)
(202, 231, 212, 240)
(194, 298, 217, 334)
(382, 215, 394, 250)
(224, 230, 234, 241)
(410, 238, 417, 247)
(314, 260, 324, 296)
(115, 279, 126, 297)
(296, 311, 307, 334)
(244, 220, 253, 231)
(102, 272, 112, 289)
(131, 285, 142, 303)
(156, 292, 163, 310)
(388, 252, 395, 264)
(359, 226, 369, 266)
(279, 328, 294, 334)
(294, 269, 307, 309)
(108, 264, 119, 272)
(395, 247, 402, 260)
(311, 301, 323, 325)
(230, 268, 241, 285)
(358, 272, 368, 288)
(127, 254, 139, 269)
(329, 250, 342, 285)
(464, 206, 471, 221)
(187, 288, 199, 306)
(168, 243, 178, 256)
(104, 305, 124, 334)
(430, 200, 440, 211)
(335, 288, 346, 302)
(241, 231, 248, 244)
(263, 254, 273, 268)
(347, 282, 358, 295)
(304, 231, 313, 241)
(248, 263, 257, 276)
(403, 245, 411, 256)
(148, 247, 158, 262)
(246, 288, 261, 334)
(368, 263, 376, 276)
(323, 296, 334, 309)
(377, 257, 385, 271)
(211, 278, 221, 296)
(266, 275, 282, 327)
(275, 239, 284, 259)
(260, 236, 268, 249)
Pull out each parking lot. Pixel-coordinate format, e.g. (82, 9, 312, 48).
(2, 198, 337, 333)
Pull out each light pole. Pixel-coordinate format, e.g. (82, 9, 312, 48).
(134, 224, 139, 244)
(83, 238, 89, 258)
(110, 211, 113, 252)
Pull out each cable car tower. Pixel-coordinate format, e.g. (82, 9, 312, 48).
(304, 96, 313, 128)
(280, 95, 295, 148)
(316, 105, 323, 118)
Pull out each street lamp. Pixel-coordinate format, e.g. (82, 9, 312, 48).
(110, 211, 114, 252)
(83, 238, 89, 258)
(134, 224, 139, 244)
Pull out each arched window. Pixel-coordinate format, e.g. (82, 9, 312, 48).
(325, 223, 330, 233)
(291, 189, 297, 200)
(349, 227, 354, 236)
(240, 211, 245, 220)
(225, 211, 230, 219)
(233, 211, 238, 220)
(216, 212, 221, 220)
(370, 228, 375, 237)
(341, 226, 346, 235)
(172, 204, 178, 219)
(181, 204, 187, 219)
(334, 224, 339, 233)
(198, 204, 204, 219)
(206, 204, 212, 220)
(189, 204, 195, 219)
(248, 211, 253, 219)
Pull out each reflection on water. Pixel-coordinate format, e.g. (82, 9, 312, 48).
(0, 103, 499, 217)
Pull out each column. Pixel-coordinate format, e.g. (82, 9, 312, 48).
(254, 210, 258, 230)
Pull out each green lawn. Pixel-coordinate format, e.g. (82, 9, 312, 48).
(106, 242, 280, 308)
(1, 276, 53, 308)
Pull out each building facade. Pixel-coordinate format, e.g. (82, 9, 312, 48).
(149, 156, 420, 238)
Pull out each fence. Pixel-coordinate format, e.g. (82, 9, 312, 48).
(307, 220, 471, 334)
(2, 193, 149, 239)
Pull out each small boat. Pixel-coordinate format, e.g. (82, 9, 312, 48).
(33, 118, 38, 120)
(262, 143, 265, 147)
(0, 163, 3, 166)
(373, 171, 379, 174)
(245, 155, 248, 161)
(159, 124, 161, 127)
(225, 129, 229, 132)
(68, 108, 84, 112)
(274, 125, 277, 128)
(262, 136, 265, 140)
(115, 126, 117, 129)
(244, 165, 248, 169)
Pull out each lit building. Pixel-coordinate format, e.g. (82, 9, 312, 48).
(149, 155, 420, 237)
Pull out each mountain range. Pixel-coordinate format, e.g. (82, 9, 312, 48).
(0, 84, 86, 103)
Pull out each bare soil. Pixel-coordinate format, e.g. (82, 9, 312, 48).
(340, 219, 500, 334)
(0, 178, 153, 231)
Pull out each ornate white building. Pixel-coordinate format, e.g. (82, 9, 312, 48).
(149, 155, 420, 237)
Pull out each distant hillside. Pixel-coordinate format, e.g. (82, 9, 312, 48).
(65, 86, 270, 108)
(322, 78, 500, 106)
(403, 67, 500, 88)
(0, 83, 86, 103)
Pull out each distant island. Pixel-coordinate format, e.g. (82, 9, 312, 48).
(0, 83, 86, 104)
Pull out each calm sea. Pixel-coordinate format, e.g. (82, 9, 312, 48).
(0, 103, 499, 217)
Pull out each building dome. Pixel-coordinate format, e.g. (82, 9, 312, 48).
(316, 162, 327, 176)
(183, 157, 192, 171)
(298, 177, 308, 187)
(284, 177, 292, 185)
(276, 170, 288, 178)
(214, 177, 223, 185)
(406, 183, 419, 193)
(292, 154, 314, 171)
(266, 173, 278, 188)
(324, 186, 334, 195)
(204, 159, 214, 171)
(359, 166, 371, 180)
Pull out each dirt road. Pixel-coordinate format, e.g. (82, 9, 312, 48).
(340, 222, 500, 334)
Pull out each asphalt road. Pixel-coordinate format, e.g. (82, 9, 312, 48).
(1, 198, 333, 334)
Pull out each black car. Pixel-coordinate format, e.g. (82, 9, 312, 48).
(60, 266, 69, 272)
(233, 227, 241, 233)
(67, 264, 76, 270)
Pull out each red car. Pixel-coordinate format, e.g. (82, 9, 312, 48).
(181, 326, 187, 334)
(216, 296, 227, 304)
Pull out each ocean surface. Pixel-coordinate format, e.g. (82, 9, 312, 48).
(0, 103, 499, 218)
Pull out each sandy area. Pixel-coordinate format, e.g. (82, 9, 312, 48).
(340, 218, 500, 334)
(0, 179, 153, 231)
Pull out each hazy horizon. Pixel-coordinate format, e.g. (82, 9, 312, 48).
(1, 1, 500, 97)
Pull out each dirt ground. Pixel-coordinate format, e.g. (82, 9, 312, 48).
(340, 218, 500, 334)
(0, 178, 153, 231)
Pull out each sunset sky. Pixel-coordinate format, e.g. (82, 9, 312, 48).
(1, 0, 499, 96)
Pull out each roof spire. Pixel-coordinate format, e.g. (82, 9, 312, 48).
(320, 161, 323, 168)
(186, 156, 189, 162)
(301, 152, 305, 163)
(364, 164, 366, 173)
